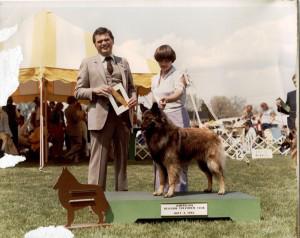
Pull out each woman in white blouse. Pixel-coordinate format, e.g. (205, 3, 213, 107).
(151, 44, 190, 192)
(259, 102, 273, 130)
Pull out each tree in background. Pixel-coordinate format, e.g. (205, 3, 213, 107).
(185, 93, 203, 112)
(210, 96, 246, 118)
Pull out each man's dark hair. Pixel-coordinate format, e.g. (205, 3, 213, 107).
(93, 27, 114, 43)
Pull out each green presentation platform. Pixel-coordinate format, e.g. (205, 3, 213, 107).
(105, 191, 260, 223)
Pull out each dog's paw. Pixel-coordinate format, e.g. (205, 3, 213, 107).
(217, 190, 225, 195)
(164, 192, 174, 198)
(203, 188, 212, 193)
(153, 191, 163, 196)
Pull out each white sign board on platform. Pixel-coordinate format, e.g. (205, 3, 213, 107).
(251, 149, 273, 159)
(161, 203, 208, 217)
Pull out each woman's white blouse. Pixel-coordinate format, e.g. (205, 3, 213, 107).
(151, 66, 186, 113)
(260, 109, 273, 124)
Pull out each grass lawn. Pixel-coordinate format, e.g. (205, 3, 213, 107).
(0, 155, 297, 238)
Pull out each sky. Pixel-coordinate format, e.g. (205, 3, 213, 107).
(0, 0, 297, 112)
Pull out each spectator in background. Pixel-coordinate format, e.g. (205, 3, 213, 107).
(17, 115, 30, 149)
(0, 107, 12, 136)
(244, 120, 257, 143)
(242, 120, 257, 154)
(49, 101, 56, 112)
(259, 102, 273, 131)
(64, 96, 82, 163)
(76, 102, 89, 158)
(29, 97, 51, 127)
(51, 102, 65, 128)
(0, 107, 18, 155)
(276, 74, 296, 131)
(276, 74, 297, 162)
(27, 115, 40, 160)
(252, 115, 263, 139)
(28, 97, 40, 132)
(270, 111, 281, 128)
(241, 104, 253, 125)
(2, 96, 19, 148)
(49, 102, 65, 161)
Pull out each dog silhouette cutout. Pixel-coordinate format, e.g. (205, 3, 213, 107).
(53, 167, 110, 227)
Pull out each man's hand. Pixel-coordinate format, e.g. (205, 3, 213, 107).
(128, 95, 137, 109)
(92, 85, 112, 97)
(276, 99, 282, 107)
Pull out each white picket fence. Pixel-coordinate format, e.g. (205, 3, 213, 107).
(134, 127, 289, 161)
(219, 127, 288, 161)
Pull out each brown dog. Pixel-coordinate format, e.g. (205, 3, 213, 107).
(140, 103, 226, 198)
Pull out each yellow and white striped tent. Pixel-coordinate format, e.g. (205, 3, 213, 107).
(0, 11, 158, 168)
(0, 11, 158, 103)
(0, 11, 94, 102)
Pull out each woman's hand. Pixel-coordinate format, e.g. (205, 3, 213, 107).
(159, 97, 167, 109)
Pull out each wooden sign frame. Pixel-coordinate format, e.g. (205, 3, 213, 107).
(108, 83, 130, 115)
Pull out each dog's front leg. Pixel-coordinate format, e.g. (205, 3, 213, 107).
(153, 165, 165, 196)
(165, 184, 176, 198)
(165, 165, 179, 198)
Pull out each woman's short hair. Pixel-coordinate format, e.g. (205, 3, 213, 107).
(154, 45, 176, 62)
(93, 27, 114, 43)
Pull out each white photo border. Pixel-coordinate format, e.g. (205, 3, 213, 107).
(108, 83, 130, 115)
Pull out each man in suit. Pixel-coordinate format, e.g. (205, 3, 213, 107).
(276, 74, 296, 131)
(75, 27, 137, 191)
(276, 74, 297, 158)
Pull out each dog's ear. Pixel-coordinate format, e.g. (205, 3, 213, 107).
(139, 104, 148, 113)
(151, 102, 161, 115)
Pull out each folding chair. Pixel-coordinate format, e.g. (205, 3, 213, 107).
(219, 130, 247, 161)
(135, 130, 151, 160)
(252, 127, 285, 155)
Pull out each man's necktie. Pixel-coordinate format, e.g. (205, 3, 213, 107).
(105, 56, 113, 75)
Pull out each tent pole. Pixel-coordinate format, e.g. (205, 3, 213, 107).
(184, 72, 203, 127)
(189, 93, 202, 127)
(205, 102, 218, 121)
(44, 80, 48, 165)
(39, 77, 44, 170)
